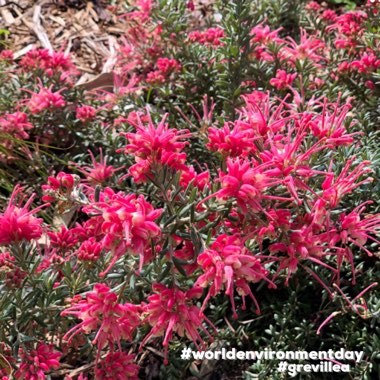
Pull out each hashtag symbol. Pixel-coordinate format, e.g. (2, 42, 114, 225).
(278, 361, 288, 373)
(181, 347, 192, 360)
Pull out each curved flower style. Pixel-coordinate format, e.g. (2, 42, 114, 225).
(25, 84, 66, 114)
(14, 343, 61, 380)
(0, 185, 45, 245)
(201, 157, 287, 214)
(72, 149, 123, 186)
(118, 112, 191, 183)
(196, 234, 275, 318)
(140, 283, 216, 364)
(83, 188, 162, 275)
(61, 284, 141, 353)
(94, 352, 140, 380)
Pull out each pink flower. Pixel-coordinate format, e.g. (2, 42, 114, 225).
(0, 186, 45, 244)
(94, 352, 139, 380)
(201, 158, 285, 214)
(14, 343, 61, 380)
(351, 53, 380, 74)
(196, 234, 276, 318)
(179, 165, 210, 191)
(73, 150, 122, 186)
(48, 225, 79, 253)
(41, 172, 78, 202)
(119, 113, 191, 183)
(25, 85, 66, 114)
(83, 188, 162, 275)
(146, 70, 166, 84)
(321, 10, 337, 23)
(322, 158, 373, 208)
(140, 283, 216, 364)
(309, 98, 359, 146)
(188, 28, 225, 46)
(0, 112, 33, 139)
(156, 57, 181, 74)
(305, 1, 321, 11)
(20, 48, 77, 79)
(269, 70, 297, 90)
(284, 29, 326, 64)
(76, 238, 103, 262)
(0, 50, 13, 62)
(76, 105, 97, 122)
(250, 24, 283, 45)
(207, 121, 257, 157)
(62, 284, 140, 353)
(336, 202, 380, 257)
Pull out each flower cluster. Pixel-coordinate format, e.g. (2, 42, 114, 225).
(0, 0, 379, 378)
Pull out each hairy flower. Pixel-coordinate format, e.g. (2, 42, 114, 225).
(25, 85, 66, 114)
(269, 70, 297, 90)
(0, 186, 45, 245)
(141, 283, 216, 364)
(83, 188, 162, 275)
(196, 234, 275, 318)
(62, 284, 140, 353)
(119, 113, 191, 183)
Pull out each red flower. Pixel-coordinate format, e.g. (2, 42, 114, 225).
(119, 113, 191, 183)
(196, 234, 275, 318)
(0, 186, 45, 245)
(25, 85, 66, 114)
(62, 284, 140, 353)
(0, 112, 33, 139)
(15, 343, 61, 380)
(269, 70, 297, 90)
(141, 283, 216, 364)
(95, 352, 140, 380)
(82, 188, 162, 275)
(76, 105, 97, 122)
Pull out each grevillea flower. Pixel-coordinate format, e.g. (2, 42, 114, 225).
(20, 48, 76, 75)
(140, 283, 216, 364)
(250, 24, 283, 45)
(41, 172, 78, 202)
(94, 352, 139, 380)
(334, 202, 380, 257)
(83, 188, 162, 275)
(322, 158, 373, 208)
(156, 57, 181, 75)
(269, 70, 297, 90)
(284, 29, 326, 65)
(0, 185, 45, 245)
(201, 157, 286, 214)
(48, 225, 79, 253)
(317, 282, 378, 335)
(188, 28, 225, 46)
(25, 85, 66, 114)
(309, 97, 359, 146)
(118, 113, 191, 183)
(14, 343, 61, 380)
(207, 121, 257, 157)
(73, 150, 123, 186)
(0, 112, 33, 139)
(76, 105, 97, 122)
(351, 53, 380, 74)
(179, 165, 210, 191)
(61, 284, 140, 353)
(0, 49, 13, 62)
(76, 238, 103, 262)
(196, 234, 275, 318)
